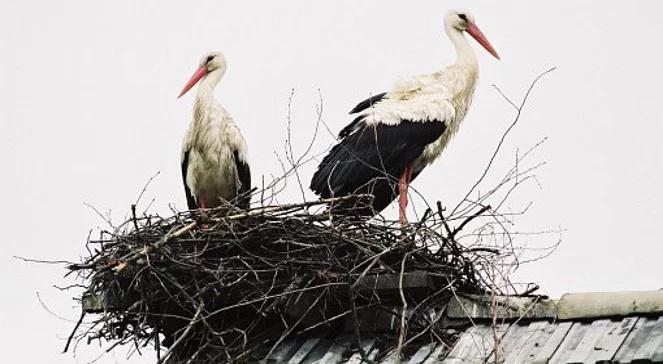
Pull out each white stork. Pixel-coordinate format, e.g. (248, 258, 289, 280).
(310, 10, 499, 224)
(178, 52, 251, 210)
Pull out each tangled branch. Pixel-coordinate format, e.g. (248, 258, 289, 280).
(60, 68, 559, 363)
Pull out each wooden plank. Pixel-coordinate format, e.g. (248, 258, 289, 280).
(380, 350, 399, 364)
(82, 292, 122, 313)
(345, 338, 376, 364)
(484, 324, 512, 362)
(356, 272, 434, 292)
(650, 318, 663, 363)
(507, 321, 556, 364)
(364, 346, 379, 362)
(344, 308, 400, 332)
(629, 316, 663, 362)
(81, 293, 104, 313)
(455, 324, 508, 363)
(649, 333, 663, 362)
(486, 323, 523, 363)
(264, 338, 304, 363)
(406, 342, 436, 364)
(489, 322, 551, 363)
(443, 325, 483, 363)
(564, 319, 612, 363)
(424, 344, 450, 364)
(288, 338, 321, 364)
(530, 321, 573, 364)
(613, 317, 652, 363)
(580, 317, 637, 363)
(302, 339, 334, 364)
(447, 295, 557, 320)
(548, 321, 590, 363)
(315, 336, 353, 364)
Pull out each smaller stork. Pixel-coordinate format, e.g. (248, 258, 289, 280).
(178, 52, 251, 210)
(310, 10, 499, 224)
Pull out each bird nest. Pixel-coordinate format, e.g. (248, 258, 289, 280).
(66, 195, 510, 363)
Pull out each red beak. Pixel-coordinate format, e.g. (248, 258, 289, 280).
(178, 65, 208, 98)
(466, 22, 500, 60)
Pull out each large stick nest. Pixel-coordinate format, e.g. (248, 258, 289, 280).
(67, 195, 502, 363)
(61, 69, 557, 363)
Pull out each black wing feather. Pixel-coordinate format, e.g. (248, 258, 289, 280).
(181, 150, 198, 210)
(349, 92, 388, 114)
(310, 120, 446, 213)
(339, 92, 388, 139)
(234, 151, 251, 209)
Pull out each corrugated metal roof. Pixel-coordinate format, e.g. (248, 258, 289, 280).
(259, 290, 663, 363)
(263, 316, 663, 363)
(444, 317, 646, 363)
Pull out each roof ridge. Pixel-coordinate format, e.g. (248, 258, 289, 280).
(447, 290, 663, 320)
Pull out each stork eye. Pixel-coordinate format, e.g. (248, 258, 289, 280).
(206, 55, 214, 63)
(458, 13, 468, 21)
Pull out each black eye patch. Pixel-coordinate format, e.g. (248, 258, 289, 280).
(458, 14, 468, 21)
(206, 55, 214, 63)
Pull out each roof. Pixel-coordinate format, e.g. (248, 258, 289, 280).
(447, 290, 663, 320)
(263, 290, 663, 363)
(443, 316, 663, 364)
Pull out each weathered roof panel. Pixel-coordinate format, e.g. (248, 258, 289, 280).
(288, 337, 321, 364)
(505, 321, 552, 363)
(344, 338, 376, 364)
(421, 345, 447, 364)
(265, 317, 663, 363)
(613, 316, 663, 363)
(584, 317, 637, 362)
(262, 291, 663, 363)
(529, 321, 573, 364)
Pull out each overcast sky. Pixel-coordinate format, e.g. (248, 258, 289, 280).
(2, 1, 663, 362)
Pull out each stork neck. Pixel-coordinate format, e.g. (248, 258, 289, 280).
(195, 69, 223, 101)
(446, 26, 477, 67)
(193, 69, 224, 122)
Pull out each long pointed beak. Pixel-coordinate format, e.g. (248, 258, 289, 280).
(178, 65, 208, 98)
(466, 22, 500, 60)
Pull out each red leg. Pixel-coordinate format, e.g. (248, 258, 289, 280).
(399, 165, 413, 226)
(198, 196, 210, 230)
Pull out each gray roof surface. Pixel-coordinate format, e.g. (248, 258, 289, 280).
(265, 316, 663, 363)
(263, 290, 663, 364)
(445, 316, 663, 364)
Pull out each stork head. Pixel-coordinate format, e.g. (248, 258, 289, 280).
(178, 52, 227, 98)
(445, 10, 500, 60)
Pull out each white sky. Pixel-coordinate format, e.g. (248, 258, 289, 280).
(2, 1, 663, 362)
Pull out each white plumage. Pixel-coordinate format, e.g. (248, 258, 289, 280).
(179, 52, 251, 210)
(310, 9, 499, 224)
(359, 64, 478, 169)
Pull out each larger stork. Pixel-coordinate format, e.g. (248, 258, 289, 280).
(178, 52, 251, 210)
(310, 10, 499, 224)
